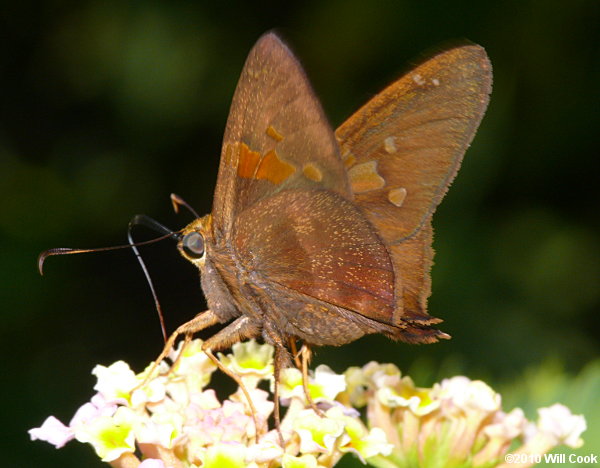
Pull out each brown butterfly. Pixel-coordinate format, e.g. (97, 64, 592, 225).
(161, 32, 492, 390)
(38, 31, 491, 434)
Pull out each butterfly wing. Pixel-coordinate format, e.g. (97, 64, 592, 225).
(336, 45, 492, 322)
(232, 188, 398, 339)
(212, 33, 351, 238)
(336, 45, 491, 242)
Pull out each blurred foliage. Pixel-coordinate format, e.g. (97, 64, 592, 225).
(1, 1, 598, 466)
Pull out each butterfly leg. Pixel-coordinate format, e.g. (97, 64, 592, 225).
(288, 337, 302, 369)
(260, 325, 294, 446)
(300, 344, 325, 417)
(138, 310, 221, 389)
(201, 317, 264, 440)
(286, 340, 322, 415)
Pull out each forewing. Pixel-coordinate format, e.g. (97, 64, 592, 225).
(213, 33, 351, 237)
(336, 45, 491, 326)
(335, 45, 492, 244)
(233, 189, 396, 324)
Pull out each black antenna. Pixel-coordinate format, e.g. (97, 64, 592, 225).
(38, 216, 182, 344)
(128, 215, 181, 343)
(38, 231, 178, 275)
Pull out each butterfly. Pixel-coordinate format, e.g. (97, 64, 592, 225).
(160, 31, 491, 398)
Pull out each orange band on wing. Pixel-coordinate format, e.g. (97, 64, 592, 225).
(237, 144, 262, 178)
(237, 143, 296, 184)
(256, 150, 296, 184)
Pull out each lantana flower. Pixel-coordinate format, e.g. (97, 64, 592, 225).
(30, 340, 586, 468)
(345, 363, 587, 468)
(30, 339, 390, 467)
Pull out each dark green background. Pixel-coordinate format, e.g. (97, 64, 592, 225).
(2, 1, 599, 466)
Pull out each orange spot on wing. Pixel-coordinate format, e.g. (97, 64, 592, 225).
(388, 187, 407, 207)
(303, 163, 323, 182)
(255, 150, 296, 184)
(237, 143, 261, 178)
(348, 160, 385, 193)
(342, 150, 356, 168)
(266, 125, 284, 142)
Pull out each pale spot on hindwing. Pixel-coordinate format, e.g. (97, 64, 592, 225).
(266, 125, 284, 142)
(303, 163, 323, 182)
(432, 78, 440, 86)
(348, 160, 385, 193)
(383, 136, 397, 154)
(388, 187, 407, 207)
(237, 143, 296, 184)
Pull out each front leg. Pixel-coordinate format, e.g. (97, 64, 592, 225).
(153, 309, 221, 368)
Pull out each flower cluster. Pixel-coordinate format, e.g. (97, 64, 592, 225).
(344, 362, 587, 468)
(29, 340, 586, 468)
(29, 339, 391, 468)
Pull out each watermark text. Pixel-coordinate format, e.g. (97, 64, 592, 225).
(504, 452, 598, 464)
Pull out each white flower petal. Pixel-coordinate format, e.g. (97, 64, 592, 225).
(537, 404, 586, 448)
(29, 416, 74, 448)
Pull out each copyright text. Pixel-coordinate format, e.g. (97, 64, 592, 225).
(504, 453, 598, 464)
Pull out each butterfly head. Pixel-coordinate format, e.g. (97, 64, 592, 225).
(178, 214, 213, 268)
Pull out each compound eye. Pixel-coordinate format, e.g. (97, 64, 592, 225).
(182, 231, 205, 259)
